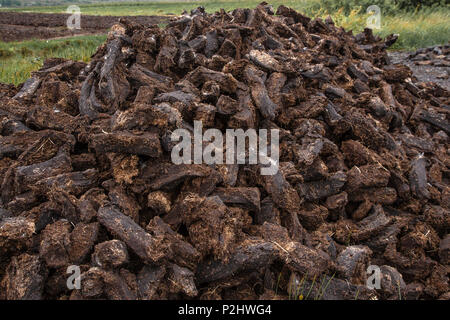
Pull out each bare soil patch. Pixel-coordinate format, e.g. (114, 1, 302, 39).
(0, 12, 170, 42)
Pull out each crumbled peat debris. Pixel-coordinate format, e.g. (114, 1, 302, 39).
(408, 45, 450, 68)
(0, 3, 449, 300)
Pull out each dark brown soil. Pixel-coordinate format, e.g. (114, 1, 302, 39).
(0, 12, 170, 42)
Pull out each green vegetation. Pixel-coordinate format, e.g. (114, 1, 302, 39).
(317, 6, 450, 50)
(0, 0, 100, 7)
(0, 35, 106, 85)
(1, 0, 448, 51)
(317, 0, 448, 15)
(376, 9, 449, 50)
(2, 0, 447, 16)
(0, 1, 449, 85)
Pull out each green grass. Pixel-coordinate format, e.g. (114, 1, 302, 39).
(0, 34, 106, 85)
(311, 6, 450, 51)
(379, 9, 450, 50)
(1, 1, 448, 50)
(0, 0, 321, 16)
(0, 1, 449, 85)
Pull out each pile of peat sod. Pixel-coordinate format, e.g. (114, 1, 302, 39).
(0, 3, 449, 300)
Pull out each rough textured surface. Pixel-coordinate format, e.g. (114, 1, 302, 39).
(0, 4, 448, 300)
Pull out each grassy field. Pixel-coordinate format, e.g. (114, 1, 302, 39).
(0, 35, 106, 85)
(0, 1, 449, 85)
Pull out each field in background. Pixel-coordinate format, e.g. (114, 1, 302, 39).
(0, 0, 449, 85)
(0, 35, 106, 84)
(1, 1, 320, 16)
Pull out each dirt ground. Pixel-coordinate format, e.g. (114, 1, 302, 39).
(2, 12, 448, 94)
(388, 50, 450, 91)
(0, 12, 170, 42)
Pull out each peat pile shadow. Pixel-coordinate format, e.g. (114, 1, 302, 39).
(0, 3, 449, 300)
